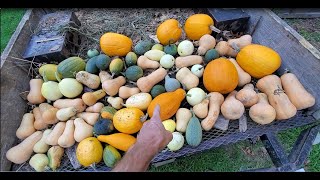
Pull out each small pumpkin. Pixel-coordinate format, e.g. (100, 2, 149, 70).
(113, 107, 146, 134)
(184, 14, 220, 40)
(236, 44, 281, 79)
(147, 88, 186, 121)
(203, 58, 238, 94)
(156, 19, 182, 45)
(100, 32, 133, 56)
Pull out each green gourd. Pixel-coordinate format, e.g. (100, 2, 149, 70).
(87, 49, 100, 58)
(93, 118, 114, 136)
(164, 44, 177, 56)
(204, 49, 219, 63)
(103, 145, 121, 167)
(164, 75, 181, 92)
(125, 66, 143, 81)
(150, 85, 166, 98)
(134, 40, 153, 55)
(86, 56, 99, 74)
(185, 111, 202, 147)
(95, 54, 111, 70)
(125, 52, 138, 67)
(109, 58, 124, 75)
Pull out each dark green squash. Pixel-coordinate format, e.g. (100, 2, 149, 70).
(164, 44, 178, 56)
(57, 57, 86, 78)
(134, 40, 153, 55)
(95, 54, 111, 70)
(125, 66, 143, 81)
(204, 49, 219, 63)
(86, 56, 99, 74)
(93, 118, 114, 136)
(185, 111, 202, 147)
(125, 52, 138, 67)
(103, 145, 121, 167)
(150, 85, 166, 98)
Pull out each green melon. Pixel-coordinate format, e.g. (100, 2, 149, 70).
(150, 85, 166, 98)
(134, 40, 153, 55)
(57, 57, 86, 78)
(95, 54, 111, 70)
(125, 52, 138, 67)
(164, 44, 178, 56)
(125, 66, 143, 81)
(204, 49, 219, 63)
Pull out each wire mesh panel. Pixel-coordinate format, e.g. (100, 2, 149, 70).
(11, 111, 318, 172)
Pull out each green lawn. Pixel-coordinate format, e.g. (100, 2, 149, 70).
(1, 8, 319, 172)
(1, 8, 26, 53)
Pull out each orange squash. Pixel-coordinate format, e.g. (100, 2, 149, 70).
(236, 44, 281, 79)
(113, 108, 145, 134)
(147, 88, 186, 121)
(100, 32, 133, 56)
(97, 133, 136, 152)
(184, 14, 220, 40)
(156, 19, 182, 45)
(203, 58, 238, 94)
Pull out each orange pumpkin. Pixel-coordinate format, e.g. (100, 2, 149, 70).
(113, 107, 145, 134)
(156, 19, 182, 45)
(184, 14, 219, 40)
(100, 32, 133, 56)
(203, 58, 238, 94)
(147, 88, 186, 121)
(236, 44, 281, 79)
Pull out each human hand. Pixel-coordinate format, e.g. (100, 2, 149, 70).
(136, 105, 173, 154)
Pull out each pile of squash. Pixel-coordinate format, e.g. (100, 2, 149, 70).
(6, 13, 316, 171)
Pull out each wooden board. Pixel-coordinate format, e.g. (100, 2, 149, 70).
(275, 8, 320, 18)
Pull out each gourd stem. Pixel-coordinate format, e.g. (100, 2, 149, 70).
(205, 94, 211, 99)
(186, 94, 191, 97)
(55, 72, 62, 82)
(231, 42, 240, 53)
(42, 71, 48, 82)
(210, 25, 221, 34)
(121, 103, 126, 107)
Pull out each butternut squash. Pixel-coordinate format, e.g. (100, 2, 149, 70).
(27, 79, 46, 104)
(193, 98, 210, 119)
(236, 84, 259, 107)
(33, 129, 52, 153)
(53, 98, 86, 112)
(82, 89, 106, 106)
(45, 122, 66, 146)
(58, 120, 75, 148)
(215, 41, 237, 57)
(118, 86, 140, 99)
(33, 107, 49, 130)
(201, 92, 224, 131)
(175, 108, 192, 133)
(74, 118, 93, 142)
(16, 113, 36, 139)
(85, 102, 104, 113)
(6, 131, 43, 164)
(107, 96, 124, 110)
(102, 76, 126, 96)
(249, 93, 276, 125)
(221, 90, 245, 120)
(137, 67, 167, 93)
(76, 112, 99, 126)
(175, 55, 203, 68)
(280, 73, 315, 110)
(99, 71, 112, 83)
(137, 55, 160, 70)
(40, 103, 59, 125)
(176, 67, 199, 90)
(228, 58, 251, 87)
(227, 34, 252, 49)
(56, 107, 77, 121)
(197, 34, 216, 55)
(76, 71, 101, 89)
(256, 75, 297, 120)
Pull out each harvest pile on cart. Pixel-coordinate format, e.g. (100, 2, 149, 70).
(6, 13, 316, 172)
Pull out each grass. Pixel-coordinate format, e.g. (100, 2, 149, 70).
(1, 8, 319, 172)
(1, 8, 26, 53)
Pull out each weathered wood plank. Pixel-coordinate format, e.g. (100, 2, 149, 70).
(276, 8, 320, 18)
(244, 8, 320, 112)
(0, 9, 47, 171)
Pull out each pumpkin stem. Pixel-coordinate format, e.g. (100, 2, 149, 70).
(230, 42, 240, 53)
(168, 38, 175, 45)
(210, 25, 221, 34)
(140, 114, 148, 123)
(55, 72, 62, 82)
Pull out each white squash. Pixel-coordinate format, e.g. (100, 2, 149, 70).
(144, 49, 165, 61)
(124, 93, 152, 111)
(160, 54, 175, 69)
(178, 40, 194, 56)
(191, 64, 204, 78)
(186, 88, 207, 106)
(167, 132, 184, 151)
(58, 78, 83, 98)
